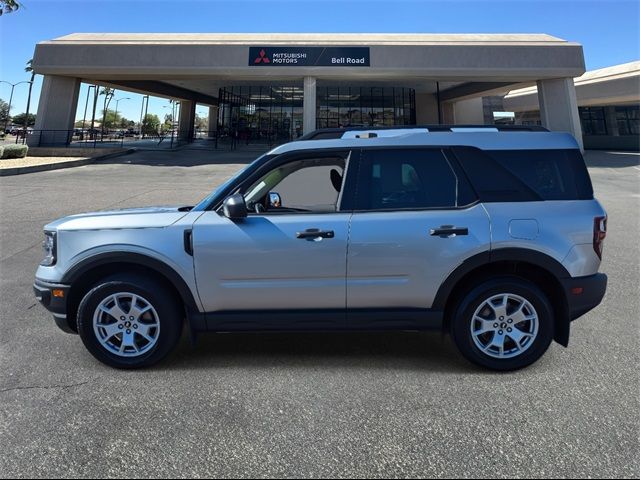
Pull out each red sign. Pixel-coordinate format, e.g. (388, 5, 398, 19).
(254, 49, 271, 64)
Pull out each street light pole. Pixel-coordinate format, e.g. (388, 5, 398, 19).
(113, 97, 130, 130)
(1, 80, 32, 133)
(113, 97, 130, 146)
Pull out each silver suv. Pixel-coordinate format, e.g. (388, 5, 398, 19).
(34, 126, 608, 371)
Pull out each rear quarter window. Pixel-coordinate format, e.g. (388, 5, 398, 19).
(487, 149, 594, 200)
(453, 147, 593, 201)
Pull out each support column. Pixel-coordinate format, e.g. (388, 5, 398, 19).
(178, 100, 196, 142)
(441, 102, 456, 124)
(453, 97, 485, 124)
(303, 76, 316, 135)
(415, 93, 439, 124)
(537, 78, 584, 150)
(29, 75, 81, 146)
(208, 105, 218, 138)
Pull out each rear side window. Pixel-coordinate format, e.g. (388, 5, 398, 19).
(355, 148, 477, 210)
(453, 147, 593, 201)
(487, 150, 594, 200)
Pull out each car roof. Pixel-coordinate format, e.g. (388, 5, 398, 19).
(268, 131, 580, 155)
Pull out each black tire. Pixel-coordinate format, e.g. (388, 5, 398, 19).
(76, 274, 183, 369)
(450, 276, 554, 371)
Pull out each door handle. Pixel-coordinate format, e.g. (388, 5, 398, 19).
(429, 225, 469, 237)
(296, 228, 335, 240)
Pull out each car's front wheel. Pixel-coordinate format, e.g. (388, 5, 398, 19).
(76, 275, 183, 369)
(450, 277, 554, 371)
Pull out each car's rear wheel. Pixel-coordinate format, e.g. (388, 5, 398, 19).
(450, 277, 554, 371)
(77, 275, 183, 369)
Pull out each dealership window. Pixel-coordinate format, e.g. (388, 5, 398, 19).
(615, 106, 639, 136)
(217, 86, 304, 144)
(316, 86, 416, 128)
(579, 107, 607, 136)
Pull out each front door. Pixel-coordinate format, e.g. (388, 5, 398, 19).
(192, 151, 354, 328)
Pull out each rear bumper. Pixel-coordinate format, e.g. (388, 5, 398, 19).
(33, 279, 75, 334)
(561, 273, 608, 321)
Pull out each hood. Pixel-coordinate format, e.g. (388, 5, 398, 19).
(45, 206, 193, 231)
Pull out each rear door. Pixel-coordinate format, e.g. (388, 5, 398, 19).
(346, 147, 491, 326)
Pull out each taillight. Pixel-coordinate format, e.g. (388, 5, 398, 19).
(593, 216, 607, 259)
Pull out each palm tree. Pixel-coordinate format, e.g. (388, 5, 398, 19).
(99, 87, 115, 137)
(1, 1, 20, 16)
(23, 59, 35, 136)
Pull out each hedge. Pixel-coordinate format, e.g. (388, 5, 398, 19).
(1, 144, 29, 159)
(0, 146, 3, 159)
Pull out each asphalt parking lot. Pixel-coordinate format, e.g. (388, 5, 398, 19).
(0, 147, 638, 478)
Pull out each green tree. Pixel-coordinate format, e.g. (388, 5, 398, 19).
(11, 112, 36, 127)
(142, 113, 160, 135)
(0, 0, 20, 15)
(195, 113, 208, 131)
(101, 109, 124, 129)
(0, 99, 9, 126)
(163, 113, 173, 132)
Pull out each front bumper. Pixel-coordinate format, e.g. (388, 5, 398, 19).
(562, 273, 608, 321)
(33, 279, 74, 334)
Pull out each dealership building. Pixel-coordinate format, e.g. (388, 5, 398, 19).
(504, 61, 639, 151)
(29, 33, 636, 150)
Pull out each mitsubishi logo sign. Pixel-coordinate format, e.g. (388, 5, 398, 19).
(249, 46, 370, 67)
(254, 49, 271, 64)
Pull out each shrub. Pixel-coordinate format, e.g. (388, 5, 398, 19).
(0, 146, 4, 158)
(1, 144, 28, 159)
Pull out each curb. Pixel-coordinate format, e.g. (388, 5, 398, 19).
(0, 148, 137, 176)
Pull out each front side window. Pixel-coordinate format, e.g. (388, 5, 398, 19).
(355, 148, 476, 211)
(243, 155, 349, 214)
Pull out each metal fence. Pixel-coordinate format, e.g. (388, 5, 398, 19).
(3, 128, 286, 151)
(6, 129, 189, 150)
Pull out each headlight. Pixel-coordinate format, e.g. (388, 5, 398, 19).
(41, 231, 57, 266)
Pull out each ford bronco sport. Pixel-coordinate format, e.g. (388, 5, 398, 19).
(34, 126, 608, 370)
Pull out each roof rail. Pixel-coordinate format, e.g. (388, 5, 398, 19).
(297, 124, 549, 141)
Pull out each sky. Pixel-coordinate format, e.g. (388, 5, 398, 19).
(0, 0, 638, 124)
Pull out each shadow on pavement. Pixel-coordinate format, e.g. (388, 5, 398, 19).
(161, 330, 481, 374)
(584, 150, 640, 168)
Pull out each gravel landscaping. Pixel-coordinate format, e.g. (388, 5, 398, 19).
(0, 155, 90, 169)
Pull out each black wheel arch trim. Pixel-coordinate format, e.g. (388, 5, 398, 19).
(61, 251, 200, 311)
(432, 248, 571, 310)
(433, 248, 572, 347)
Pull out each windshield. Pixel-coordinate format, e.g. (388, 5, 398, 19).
(192, 153, 272, 211)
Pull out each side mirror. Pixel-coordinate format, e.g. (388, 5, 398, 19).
(269, 192, 282, 208)
(222, 193, 247, 220)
